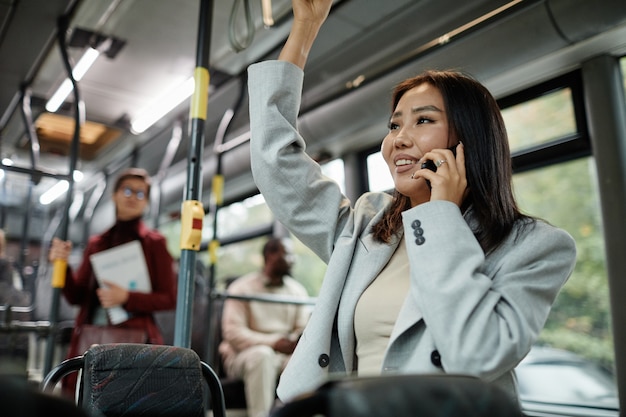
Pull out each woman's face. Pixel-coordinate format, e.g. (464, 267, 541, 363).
(113, 177, 149, 221)
(381, 82, 452, 202)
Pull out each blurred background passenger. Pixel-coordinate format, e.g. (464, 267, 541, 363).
(48, 168, 177, 395)
(219, 237, 310, 417)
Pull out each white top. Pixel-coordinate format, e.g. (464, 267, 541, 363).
(355, 238, 410, 375)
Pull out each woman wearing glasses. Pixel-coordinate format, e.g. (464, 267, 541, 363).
(48, 167, 176, 396)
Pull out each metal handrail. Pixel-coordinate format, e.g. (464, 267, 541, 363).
(212, 291, 317, 306)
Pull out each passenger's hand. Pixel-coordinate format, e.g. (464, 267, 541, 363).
(421, 142, 468, 207)
(280, 0, 333, 68)
(273, 337, 298, 354)
(292, 0, 333, 26)
(48, 237, 72, 262)
(97, 280, 129, 308)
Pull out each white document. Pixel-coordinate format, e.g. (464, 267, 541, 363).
(89, 240, 152, 324)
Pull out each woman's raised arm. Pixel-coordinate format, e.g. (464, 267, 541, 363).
(278, 0, 333, 69)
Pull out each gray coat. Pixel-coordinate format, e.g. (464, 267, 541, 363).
(248, 60, 577, 402)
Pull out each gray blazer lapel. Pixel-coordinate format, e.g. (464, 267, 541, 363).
(390, 292, 423, 341)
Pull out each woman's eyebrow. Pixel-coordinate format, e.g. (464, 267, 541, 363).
(412, 105, 442, 113)
(391, 105, 442, 119)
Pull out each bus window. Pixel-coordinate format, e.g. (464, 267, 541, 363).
(321, 158, 346, 194)
(215, 194, 273, 239)
(503, 87, 577, 153)
(366, 151, 393, 192)
(513, 158, 614, 374)
(159, 220, 183, 260)
(210, 236, 267, 289)
(504, 71, 617, 410)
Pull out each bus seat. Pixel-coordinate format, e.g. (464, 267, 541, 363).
(269, 374, 524, 417)
(40, 343, 226, 417)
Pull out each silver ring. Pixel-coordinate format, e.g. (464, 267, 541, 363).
(435, 159, 446, 168)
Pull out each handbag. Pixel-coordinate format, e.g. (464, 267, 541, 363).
(75, 324, 148, 356)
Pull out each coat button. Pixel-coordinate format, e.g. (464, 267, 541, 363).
(430, 350, 442, 368)
(411, 220, 421, 229)
(415, 236, 425, 245)
(413, 227, 424, 237)
(318, 354, 330, 368)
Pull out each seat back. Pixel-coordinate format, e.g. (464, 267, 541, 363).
(41, 343, 226, 417)
(83, 344, 206, 417)
(270, 374, 524, 417)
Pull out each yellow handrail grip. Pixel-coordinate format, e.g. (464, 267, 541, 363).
(212, 174, 224, 206)
(190, 67, 209, 120)
(209, 239, 219, 265)
(51, 259, 67, 288)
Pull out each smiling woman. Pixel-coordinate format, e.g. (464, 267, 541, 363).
(380, 81, 459, 208)
(247, 0, 576, 407)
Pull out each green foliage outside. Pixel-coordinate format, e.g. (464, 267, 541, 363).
(513, 159, 614, 371)
(503, 55, 626, 371)
(503, 65, 622, 371)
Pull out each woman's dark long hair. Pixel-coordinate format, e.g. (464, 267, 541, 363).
(372, 70, 530, 254)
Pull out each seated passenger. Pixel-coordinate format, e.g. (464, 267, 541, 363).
(219, 237, 310, 417)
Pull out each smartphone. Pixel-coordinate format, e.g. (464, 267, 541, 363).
(421, 145, 458, 172)
(420, 145, 458, 189)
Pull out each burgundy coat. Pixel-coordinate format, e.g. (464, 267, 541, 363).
(62, 218, 177, 360)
